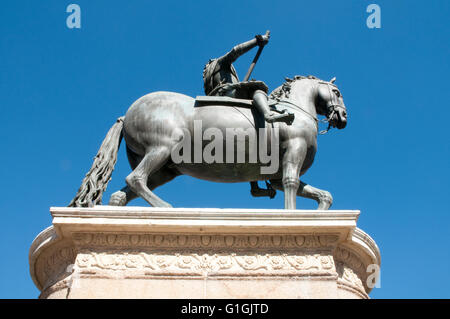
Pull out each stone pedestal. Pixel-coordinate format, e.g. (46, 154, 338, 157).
(29, 206, 380, 299)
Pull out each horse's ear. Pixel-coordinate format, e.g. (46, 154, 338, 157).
(330, 77, 336, 84)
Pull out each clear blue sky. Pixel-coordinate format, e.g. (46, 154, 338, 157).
(0, 0, 449, 298)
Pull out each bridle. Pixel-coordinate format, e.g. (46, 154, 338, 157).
(274, 81, 346, 135)
(318, 81, 347, 134)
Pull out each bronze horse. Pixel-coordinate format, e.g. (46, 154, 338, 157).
(69, 75, 347, 210)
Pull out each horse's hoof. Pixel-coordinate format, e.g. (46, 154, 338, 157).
(109, 191, 127, 206)
(318, 191, 333, 210)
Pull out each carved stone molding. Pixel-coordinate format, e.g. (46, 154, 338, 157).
(75, 250, 336, 277)
(334, 246, 372, 297)
(72, 233, 339, 250)
(29, 227, 76, 291)
(33, 242, 76, 291)
(29, 207, 381, 299)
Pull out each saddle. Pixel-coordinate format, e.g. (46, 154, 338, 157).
(194, 96, 281, 112)
(194, 96, 253, 108)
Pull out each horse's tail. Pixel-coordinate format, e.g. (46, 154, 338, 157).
(68, 116, 125, 207)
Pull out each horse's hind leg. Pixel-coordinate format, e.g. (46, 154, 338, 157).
(109, 146, 140, 206)
(109, 186, 137, 206)
(270, 179, 333, 210)
(109, 166, 179, 206)
(125, 147, 173, 207)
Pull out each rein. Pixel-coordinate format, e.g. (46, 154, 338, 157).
(270, 77, 346, 135)
(275, 99, 318, 124)
(275, 88, 343, 135)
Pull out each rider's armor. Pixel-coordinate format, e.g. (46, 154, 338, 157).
(203, 59, 268, 99)
(202, 34, 294, 198)
(202, 35, 294, 125)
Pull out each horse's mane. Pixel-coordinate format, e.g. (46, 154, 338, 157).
(269, 75, 326, 101)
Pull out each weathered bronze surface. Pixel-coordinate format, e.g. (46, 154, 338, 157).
(69, 33, 347, 210)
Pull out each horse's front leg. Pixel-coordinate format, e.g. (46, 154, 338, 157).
(298, 182, 333, 209)
(281, 139, 307, 209)
(270, 180, 333, 210)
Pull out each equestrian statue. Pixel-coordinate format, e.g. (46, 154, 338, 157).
(69, 31, 348, 210)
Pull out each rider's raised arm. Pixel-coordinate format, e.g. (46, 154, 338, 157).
(217, 34, 269, 65)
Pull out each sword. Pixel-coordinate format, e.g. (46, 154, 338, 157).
(243, 30, 270, 82)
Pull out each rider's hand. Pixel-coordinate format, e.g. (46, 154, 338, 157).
(255, 32, 270, 46)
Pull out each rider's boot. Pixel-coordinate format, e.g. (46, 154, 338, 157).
(253, 90, 295, 125)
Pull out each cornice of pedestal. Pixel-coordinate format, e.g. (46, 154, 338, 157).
(29, 206, 380, 298)
(49, 206, 361, 237)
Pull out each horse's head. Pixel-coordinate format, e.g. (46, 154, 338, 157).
(315, 77, 347, 129)
(270, 75, 348, 130)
